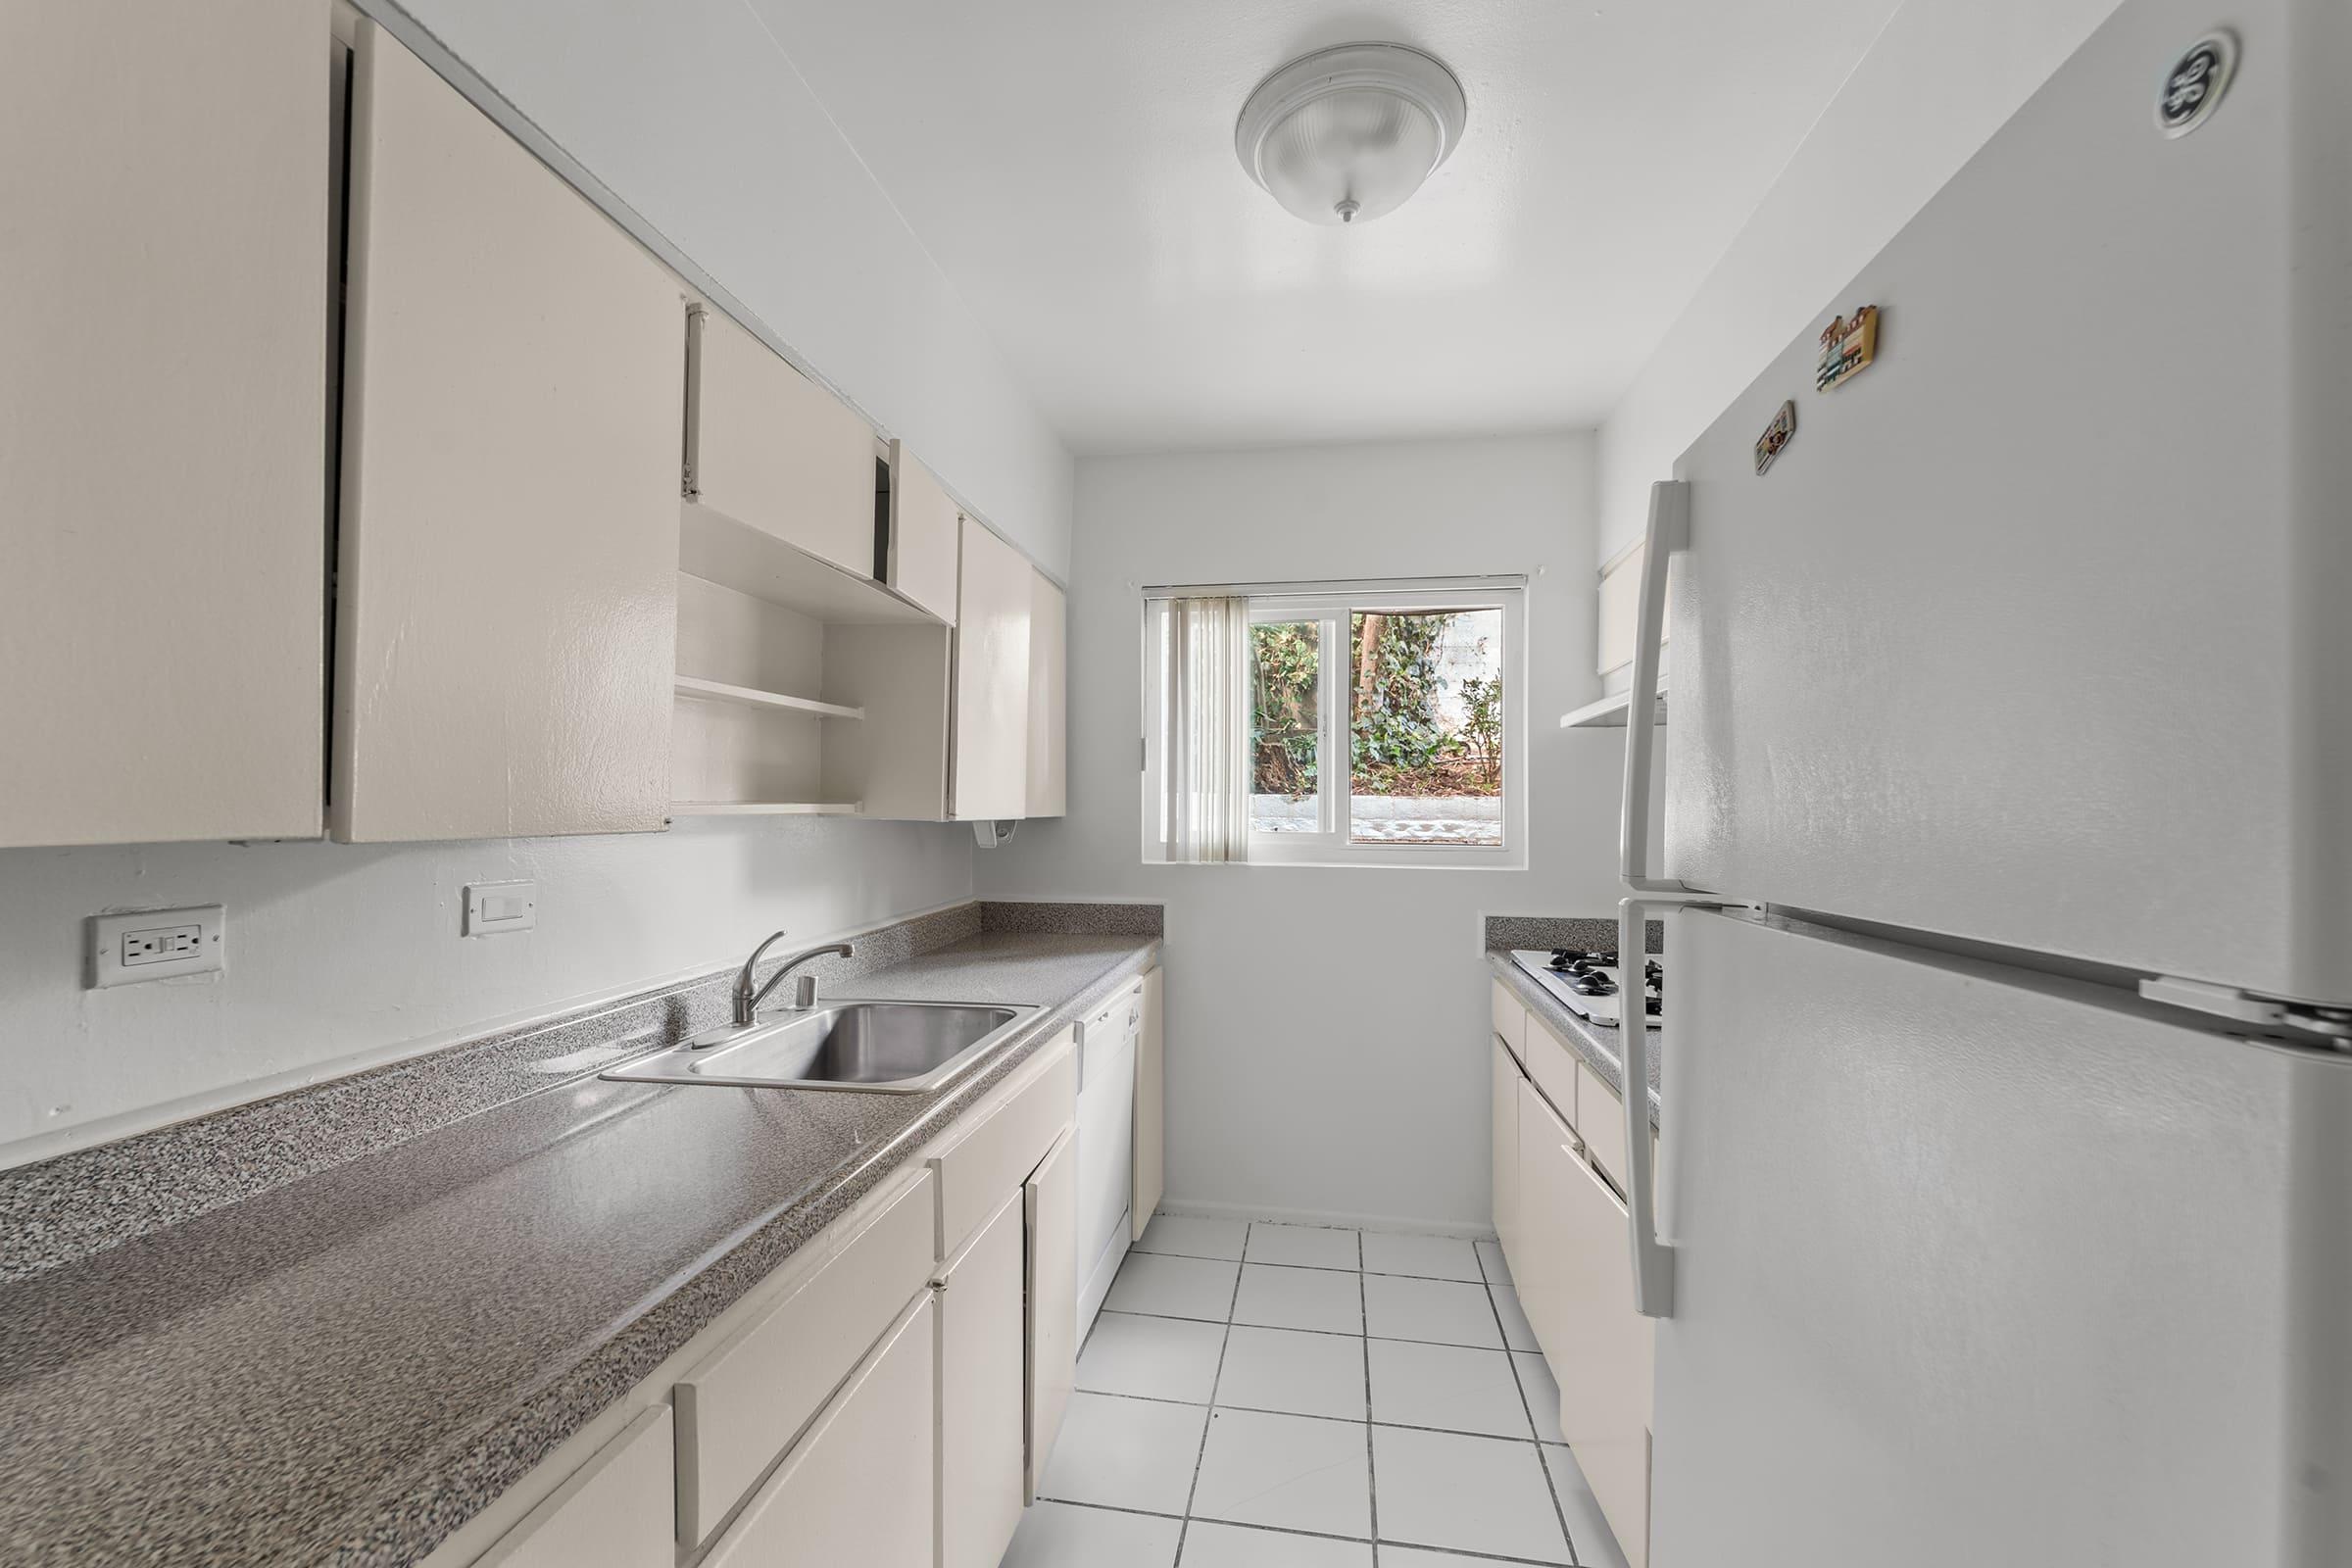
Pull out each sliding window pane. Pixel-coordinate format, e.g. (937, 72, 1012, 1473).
(1348, 609, 1503, 846)
(1250, 620, 1319, 833)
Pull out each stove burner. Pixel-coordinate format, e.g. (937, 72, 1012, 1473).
(1642, 995, 1663, 1017)
(1567, 973, 1619, 997)
(1548, 949, 1619, 974)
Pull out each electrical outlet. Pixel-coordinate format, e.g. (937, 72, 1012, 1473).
(90, 906, 225, 988)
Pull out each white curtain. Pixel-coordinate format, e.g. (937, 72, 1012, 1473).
(1164, 595, 1252, 862)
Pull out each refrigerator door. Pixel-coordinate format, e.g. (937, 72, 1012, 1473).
(1652, 908, 2352, 1568)
(1661, 0, 2352, 1004)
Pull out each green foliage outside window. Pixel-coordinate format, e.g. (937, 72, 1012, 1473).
(1250, 612, 1500, 799)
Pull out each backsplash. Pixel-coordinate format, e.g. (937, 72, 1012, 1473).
(1484, 913, 1665, 955)
(0, 900, 1158, 1282)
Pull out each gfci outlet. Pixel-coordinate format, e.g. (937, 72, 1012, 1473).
(90, 905, 225, 989)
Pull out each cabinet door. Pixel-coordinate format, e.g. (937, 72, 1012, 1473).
(886, 442, 960, 623)
(1023, 1126, 1078, 1502)
(1131, 968, 1164, 1242)
(1492, 1039, 1521, 1262)
(1025, 571, 1068, 817)
(475, 1406, 672, 1568)
(1554, 1150, 1653, 1568)
(333, 21, 682, 842)
(0, 0, 327, 848)
(938, 1193, 1026, 1568)
(704, 1293, 936, 1568)
(688, 309, 877, 581)
(1512, 1079, 1575, 1360)
(951, 516, 1033, 820)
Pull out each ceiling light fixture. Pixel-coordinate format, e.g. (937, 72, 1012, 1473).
(1234, 42, 1467, 226)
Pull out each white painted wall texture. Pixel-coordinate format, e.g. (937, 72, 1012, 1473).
(1594, 0, 2125, 567)
(390, 0, 1076, 575)
(975, 434, 1622, 1229)
(0, 822, 973, 1167)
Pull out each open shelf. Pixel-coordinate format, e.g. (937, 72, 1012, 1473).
(673, 675, 864, 722)
(668, 801, 862, 817)
(1560, 678, 1669, 729)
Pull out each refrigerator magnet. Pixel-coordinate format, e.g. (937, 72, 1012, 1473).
(1754, 400, 1796, 474)
(1816, 306, 1880, 391)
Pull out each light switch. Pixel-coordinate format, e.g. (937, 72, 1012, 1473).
(464, 881, 537, 937)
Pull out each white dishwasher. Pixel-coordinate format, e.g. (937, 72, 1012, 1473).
(1073, 979, 1144, 1337)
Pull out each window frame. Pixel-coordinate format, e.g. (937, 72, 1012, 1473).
(1141, 578, 1526, 871)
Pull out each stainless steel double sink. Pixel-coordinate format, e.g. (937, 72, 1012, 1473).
(602, 1000, 1038, 1094)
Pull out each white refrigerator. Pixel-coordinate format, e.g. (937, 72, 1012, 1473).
(1607, 0, 2352, 1563)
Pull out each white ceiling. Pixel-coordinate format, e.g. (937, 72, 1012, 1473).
(748, 0, 1906, 454)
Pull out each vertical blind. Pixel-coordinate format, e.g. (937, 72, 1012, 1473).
(1161, 596, 1252, 862)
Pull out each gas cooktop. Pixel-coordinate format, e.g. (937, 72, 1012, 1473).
(1508, 949, 1662, 1030)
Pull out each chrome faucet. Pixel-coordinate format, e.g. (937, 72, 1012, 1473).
(731, 932, 854, 1028)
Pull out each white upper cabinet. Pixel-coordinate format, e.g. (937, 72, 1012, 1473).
(332, 21, 684, 842)
(951, 516, 1033, 820)
(1025, 571, 1068, 818)
(0, 0, 328, 848)
(686, 309, 878, 583)
(885, 442, 961, 624)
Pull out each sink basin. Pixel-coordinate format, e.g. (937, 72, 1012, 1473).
(603, 1000, 1038, 1094)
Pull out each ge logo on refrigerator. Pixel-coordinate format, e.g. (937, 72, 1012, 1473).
(2156, 30, 2236, 138)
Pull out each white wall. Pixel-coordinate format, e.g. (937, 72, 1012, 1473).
(976, 434, 1621, 1230)
(388, 0, 1076, 575)
(1594, 0, 2124, 564)
(0, 821, 973, 1168)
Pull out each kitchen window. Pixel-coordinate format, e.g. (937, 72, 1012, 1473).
(1142, 578, 1525, 868)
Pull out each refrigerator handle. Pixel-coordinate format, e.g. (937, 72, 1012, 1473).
(1617, 896, 1675, 1317)
(1620, 479, 1693, 894)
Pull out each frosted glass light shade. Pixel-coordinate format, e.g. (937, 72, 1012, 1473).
(1235, 43, 1467, 226)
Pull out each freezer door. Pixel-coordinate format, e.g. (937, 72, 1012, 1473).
(1652, 908, 2351, 1568)
(1661, 0, 2352, 1004)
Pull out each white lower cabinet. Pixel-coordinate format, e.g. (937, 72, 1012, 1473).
(1510, 1067, 1653, 1568)
(1492, 1038, 1521, 1260)
(473, 1406, 672, 1568)
(1512, 1079, 1573, 1360)
(936, 1193, 1027, 1568)
(705, 1293, 938, 1568)
(1553, 1150, 1652, 1568)
(1023, 1126, 1079, 1501)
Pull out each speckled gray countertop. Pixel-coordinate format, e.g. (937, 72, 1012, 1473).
(1487, 952, 1663, 1130)
(0, 931, 1158, 1568)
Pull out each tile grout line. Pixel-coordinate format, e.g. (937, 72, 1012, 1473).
(1360, 1226, 1381, 1552)
(1168, 1215, 1251, 1562)
(1051, 1494, 1582, 1568)
(1487, 1271, 1582, 1566)
(1084, 1217, 1571, 1568)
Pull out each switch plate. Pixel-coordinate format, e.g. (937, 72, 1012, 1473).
(464, 880, 537, 937)
(90, 906, 225, 988)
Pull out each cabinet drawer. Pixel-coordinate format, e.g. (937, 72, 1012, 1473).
(674, 1169, 936, 1545)
(474, 1406, 672, 1568)
(1521, 1018, 1582, 1139)
(1577, 1060, 1630, 1192)
(703, 1292, 937, 1568)
(930, 1029, 1076, 1258)
(1489, 981, 1526, 1064)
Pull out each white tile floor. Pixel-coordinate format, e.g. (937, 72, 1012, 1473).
(1003, 1212, 1633, 1568)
